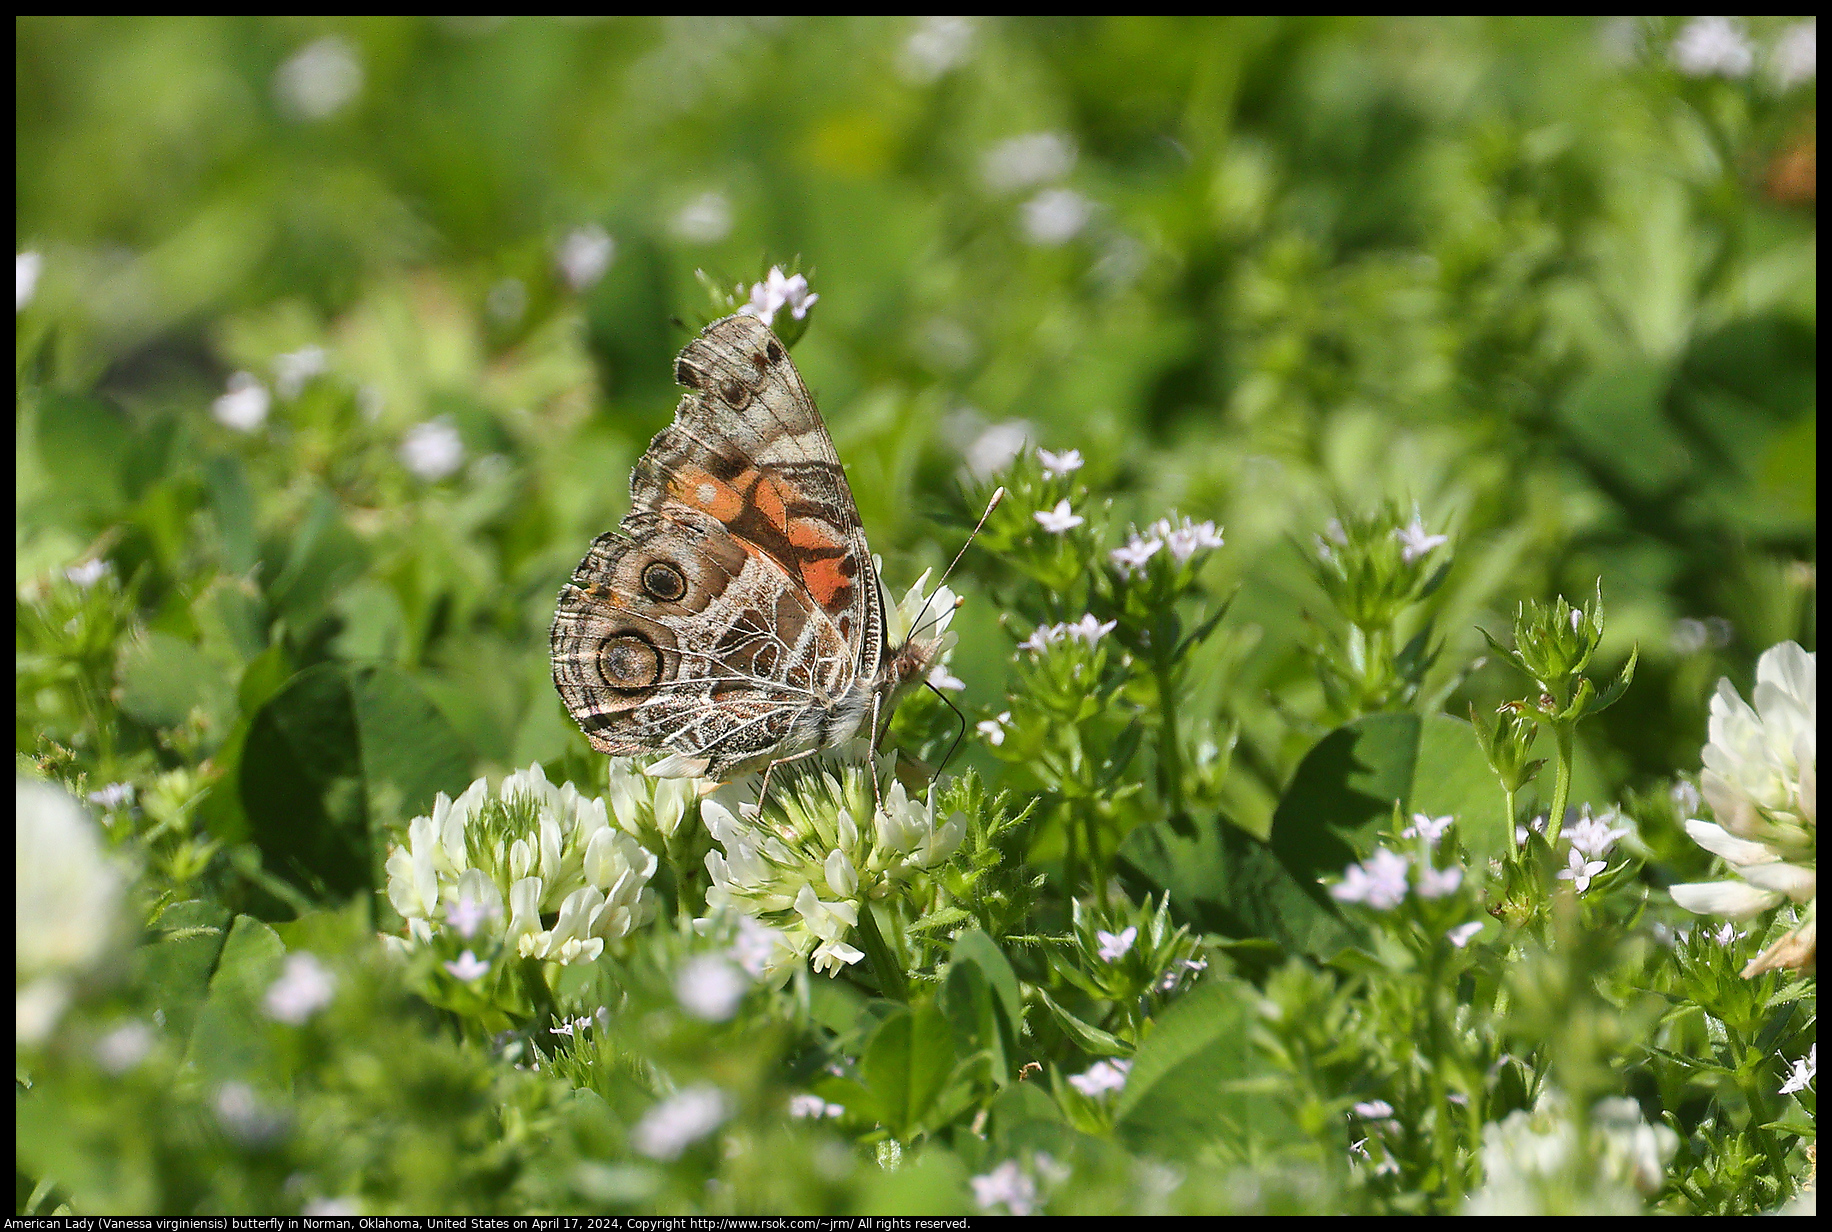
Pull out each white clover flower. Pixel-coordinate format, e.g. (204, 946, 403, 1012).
(94, 1020, 156, 1074)
(879, 562, 960, 655)
(1330, 849, 1411, 910)
(273, 346, 327, 400)
(1416, 863, 1464, 900)
(17, 251, 41, 312)
(213, 372, 271, 432)
(1036, 446, 1084, 478)
(1068, 1058, 1132, 1097)
(1110, 533, 1163, 578)
(1096, 926, 1137, 963)
(1021, 188, 1092, 246)
(1779, 1044, 1815, 1096)
(1150, 515, 1224, 565)
(262, 952, 336, 1024)
(699, 771, 963, 981)
(18, 778, 129, 1046)
(1670, 16, 1754, 78)
(632, 1085, 731, 1160)
(982, 132, 1078, 194)
(788, 1093, 845, 1119)
(275, 36, 364, 119)
(1447, 921, 1485, 948)
(400, 416, 465, 482)
(972, 1160, 1038, 1216)
(1671, 642, 1814, 972)
(556, 224, 615, 292)
(384, 765, 659, 966)
(671, 192, 733, 244)
(898, 15, 975, 83)
(1768, 19, 1816, 89)
(1402, 812, 1454, 847)
(607, 756, 709, 847)
(1034, 499, 1084, 534)
(676, 954, 749, 1022)
(1392, 514, 1448, 564)
(736, 266, 819, 328)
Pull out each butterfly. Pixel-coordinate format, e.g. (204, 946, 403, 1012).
(551, 313, 953, 782)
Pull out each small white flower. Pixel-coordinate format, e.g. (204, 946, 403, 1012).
(444, 891, 496, 940)
(1063, 613, 1117, 649)
(1402, 812, 1454, 847)
(1330, 849, 1411, 910)
(632, 1085, 731, 1160)
(1096, 926, 1137, 963)
(982, 132, 1078, 194)
(1671, 16, 1755, 78)
(64, 558, 112, 589)
(1557, 847, 1608, 895)
(1109, 534, 1163, 578)
(1447, 921, 1484, 948)
(556, 224, 615, 291)
(214, 1081, 287, 1145)
(788, 1093, 844, 1119)
(898, 15, 975, 83)
(263, 952, 336, 1024)
(1565, 806, 1632, 860)
(1323, 518, 1348, 545)
(1068, 1058, 1132, 1097)
(737, 267, 820, 328)
(1034, 499, 1084, 534)
(94, 1020, 156, 1074)
(963, 419, 1030, 478)
(925, 664, 966, 693)
(400, 416, 465, 481)
(1768, 20, 1816, 89)
(17, 778, 128, 1046)
(273, 346, 327, 400)
(1393, 514, 1449, 565)
(1352, 1099, 1395, 1120)
(729, 914, 791, 980)
(1779, 1044, 1815, 1095)
(1712, 921, 1743, 947)
(971, 1159, 1038, 1216)
(17, 251, 42, 312)
(1017, 623, 1064, 655)
(672, 192, 733, 244)
(978, 711, 1012, 746)
(443, 950, 489, 981)
(275, 36, 364, 120)
(1036, 446, 1084, 478)
(1416, 863, 1464, 900)
(1670, 779, 1702, 816)
(1152, 515, 1223, 564)
(1022, 188, 1092, 246)
(213, 372, 271, 432)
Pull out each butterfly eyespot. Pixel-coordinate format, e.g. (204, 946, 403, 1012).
(641, 562, 688, 602)
(749, 351, 770, 375)
(600, 635, 662, 690)
(717, 377, 751, 408)
(765, 339, 785, 365)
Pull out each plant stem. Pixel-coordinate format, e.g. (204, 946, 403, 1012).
(1503, 786, 1519, 852)
(1154, 660, 1185, 819)
(1546, 723, 1574, 849)
(855, 900, 908, 1003)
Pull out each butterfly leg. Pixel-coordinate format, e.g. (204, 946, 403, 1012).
(755, 745, 826, 815)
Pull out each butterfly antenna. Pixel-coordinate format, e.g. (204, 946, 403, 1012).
(927, 681, 969, 777)
(903, 487, 1005, 643)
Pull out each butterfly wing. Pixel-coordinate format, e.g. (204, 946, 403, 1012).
(551, 314, 884, 777)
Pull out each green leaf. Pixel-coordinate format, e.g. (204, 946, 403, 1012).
(1592, 645, 1638, 714)
(33, 391, 130, 522)
(1270, 712, 1511, 886)
(1113, 975, 1298, 1157)
(129, 898, 232, 1047)
(1034, 986, 1132, 1058)
(237, 663, 472, 904)
(861, 1002, 958, 1141)
(182, 914, 286, 1082)
(947, 930, 1022, 1039)
(116, 631, 233, 733)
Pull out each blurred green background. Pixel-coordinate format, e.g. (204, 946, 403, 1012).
(16, 16, 1815, 837)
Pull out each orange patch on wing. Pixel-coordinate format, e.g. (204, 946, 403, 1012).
(799, 557, 853, 612)
(786, 516, 842, 550)
(751, 474, 789, 532)
(669, 466, 745, 523)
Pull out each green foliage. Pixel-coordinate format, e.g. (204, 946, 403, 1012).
(15, 14, 1814, 1218)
